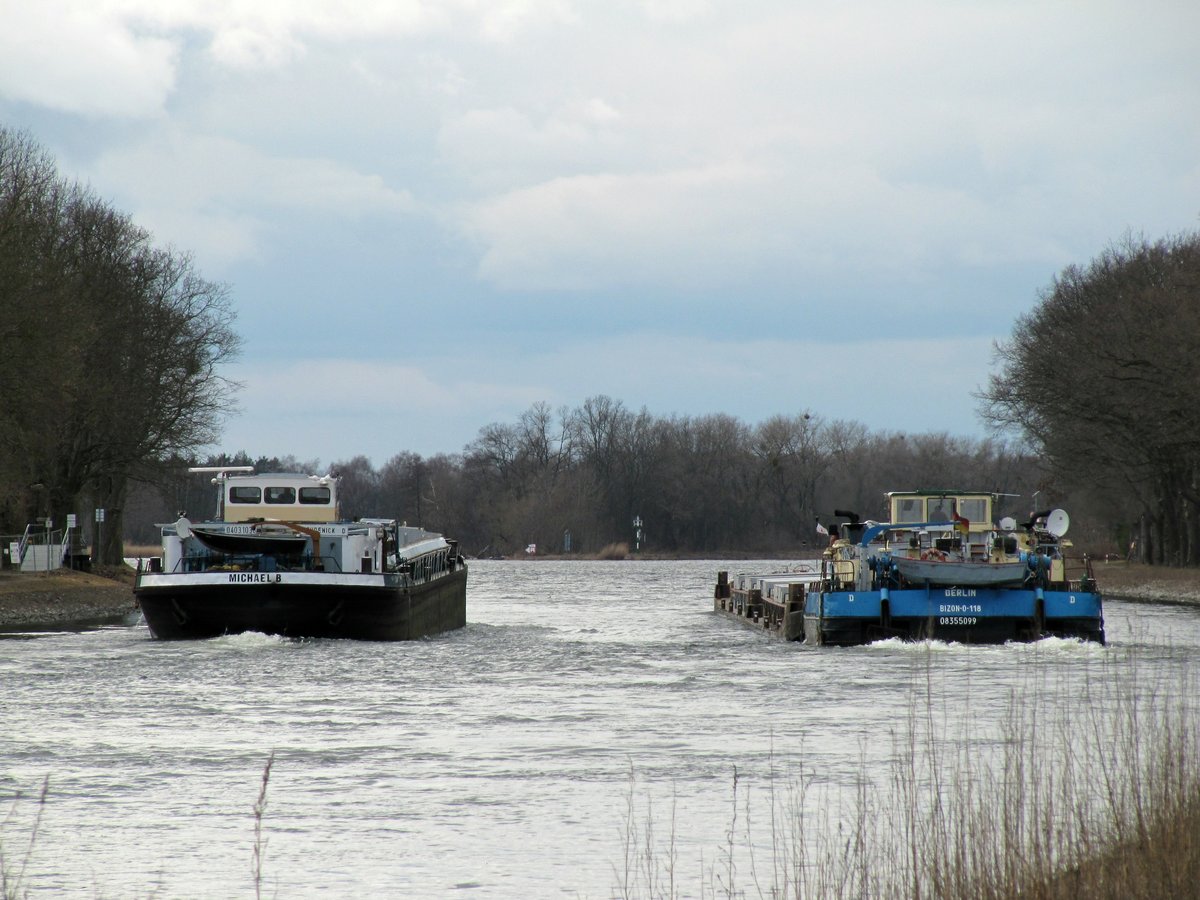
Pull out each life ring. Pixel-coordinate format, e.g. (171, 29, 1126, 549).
(919, 549, 948, 562)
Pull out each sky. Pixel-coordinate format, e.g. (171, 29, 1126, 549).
(2, 0, 1198, 466)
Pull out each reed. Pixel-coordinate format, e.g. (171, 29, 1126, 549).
(253, 752, 274, 900)
(619, 644, 1200, 899)
(0, 776, 47, 900)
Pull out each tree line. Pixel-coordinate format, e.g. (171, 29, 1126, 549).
(0, 127, 239, 562)
(124, 404, 1062, 558)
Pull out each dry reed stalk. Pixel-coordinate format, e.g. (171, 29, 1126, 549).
(253, 751, 274, 900)
(0, 776, 48, 900)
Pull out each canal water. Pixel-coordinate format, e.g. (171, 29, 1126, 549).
(1, 560, 1197, 897)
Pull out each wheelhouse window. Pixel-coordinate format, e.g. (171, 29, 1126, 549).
(229, 486, 261, 503)
(299, 486, 331, 505)
(265, 486, 296, 504)
(894, 497, 924, 523)
(958, 498, 988, 525)
(927, 497, 955, 522)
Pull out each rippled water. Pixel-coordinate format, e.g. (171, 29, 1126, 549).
(1, 560, 1198, 897)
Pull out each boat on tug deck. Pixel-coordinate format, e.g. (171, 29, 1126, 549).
(134, 467, 467, 640)
(714, 490, 1104, 646)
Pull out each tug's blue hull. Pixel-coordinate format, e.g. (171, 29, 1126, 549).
(714, 491, 1106, 647)
(803, 584, 1104, 645)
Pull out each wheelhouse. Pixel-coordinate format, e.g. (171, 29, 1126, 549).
(887, 490, 991, 531)
(217, 473, 339, 523)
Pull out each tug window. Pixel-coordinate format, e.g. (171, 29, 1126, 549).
(895, 498, 924, 523)
(958, 498, 987, 524)
(928, 498, 955, 522)
(299, 487, 331, 505)
(265, 487, 296, 504)
(229, 487, 261, 503)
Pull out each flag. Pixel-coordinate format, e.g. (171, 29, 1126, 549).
(816, 521, 829, 536)
(952, 505, 969, 535)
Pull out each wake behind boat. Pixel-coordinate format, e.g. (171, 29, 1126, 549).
(134, 467, 467, 640)
(715, 490, 1104, 646)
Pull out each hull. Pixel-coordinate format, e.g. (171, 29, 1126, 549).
(718, 491, 1105, 647)
(803, 585, 1104, 646)
(135, 566, 467, 640)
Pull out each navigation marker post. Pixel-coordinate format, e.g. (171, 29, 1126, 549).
(94, 507, 105, 565)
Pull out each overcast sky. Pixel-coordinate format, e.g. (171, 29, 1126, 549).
(2, 0, 1197, 466)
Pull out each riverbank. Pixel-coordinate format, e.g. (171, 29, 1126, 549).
(1092, 560, 1200, 605)
(0, 568, 138, 629)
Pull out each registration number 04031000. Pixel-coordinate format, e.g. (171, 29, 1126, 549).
(939, 616, 977, 626)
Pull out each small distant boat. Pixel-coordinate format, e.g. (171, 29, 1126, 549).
(134, 468, 467, 641)
(715, 490, 1104, 646)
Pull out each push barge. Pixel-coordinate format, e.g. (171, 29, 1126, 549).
(135, 468, 467, 640)
(714, 490, 1104, 646)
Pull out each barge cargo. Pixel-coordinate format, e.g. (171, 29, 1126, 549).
(714, 490, 1104, 646)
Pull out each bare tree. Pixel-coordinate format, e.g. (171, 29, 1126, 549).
(0, 128, 240, 558)
(980, 232, 1200, 564)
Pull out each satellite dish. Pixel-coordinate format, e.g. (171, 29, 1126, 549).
(999, 516, 1016, 531)
(1046, 509, 1070, 538)
(175, 516, 192, 539)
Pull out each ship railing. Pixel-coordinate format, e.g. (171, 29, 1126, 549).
(158, 547, 465, 580)
(1062, 553, 1098, 591)
(397, 546, 460, 585)
(9, 524, 68, 571)
(14, 524, 34, 566)
(168, 553, 346, 574)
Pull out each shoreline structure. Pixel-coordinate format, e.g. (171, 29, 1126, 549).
(0, 561, 1196, 630)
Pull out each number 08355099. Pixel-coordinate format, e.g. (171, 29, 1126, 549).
(939, 616, 977, 626)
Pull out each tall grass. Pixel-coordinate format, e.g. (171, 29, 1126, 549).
(0, 777, 47, 900)
(253, 751, 274, 900)
(618, 644, 1200, 899)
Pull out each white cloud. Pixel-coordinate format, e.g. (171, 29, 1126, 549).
(641, 0, 713, 24)
(467, 0, 578, 43)
(437, 100, 628, 191)
(207, 22, 306, 70)
(222, 357, 548, 461)
(0, 1, 178, 117)
(0, 0, 577, 119)
(459, 157, 1037, 291)
(89, 130, 416, 267)
(461, 162, 766, 289)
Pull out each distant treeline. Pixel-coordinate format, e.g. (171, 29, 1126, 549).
(125, 402, 1087, 557)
